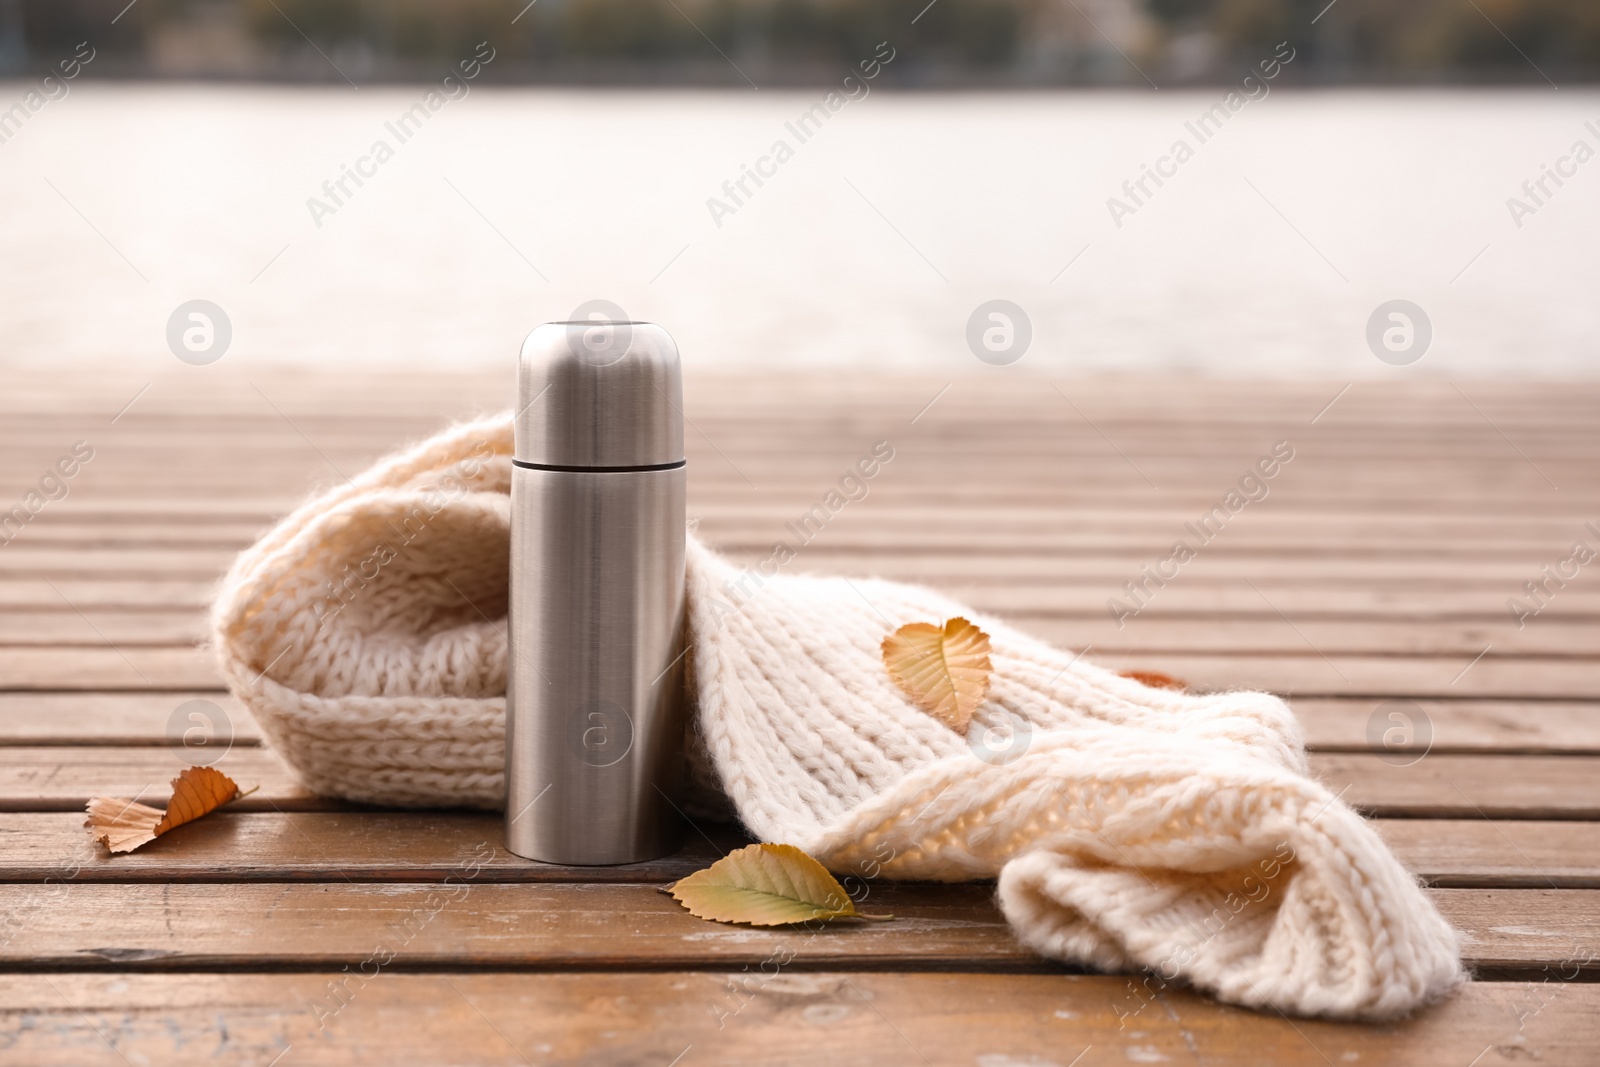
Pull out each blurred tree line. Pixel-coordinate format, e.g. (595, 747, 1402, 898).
(3, 0, 1597, 83)
(4, 0, 1022, 80)
(1149, 0, 1600, 79)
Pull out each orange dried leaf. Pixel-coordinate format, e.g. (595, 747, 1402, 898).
(881, 616, 994, 732)
(85, 766, 246, 854)
(1119, 669, 1188, 691)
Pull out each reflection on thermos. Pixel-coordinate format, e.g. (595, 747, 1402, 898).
(505, 318, 687, 865)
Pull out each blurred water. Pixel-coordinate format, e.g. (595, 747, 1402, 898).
(0, 83, 1594, 376)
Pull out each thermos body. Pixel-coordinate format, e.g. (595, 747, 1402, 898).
(505, 320, 688, 865)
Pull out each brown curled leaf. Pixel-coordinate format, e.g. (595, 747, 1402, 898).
(85, 766, 251, 854)
(1119, 669, 1189, 691)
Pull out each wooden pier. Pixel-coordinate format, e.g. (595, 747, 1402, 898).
(2, 365, 1596, 1063)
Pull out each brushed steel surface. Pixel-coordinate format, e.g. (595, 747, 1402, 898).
(515, 321, 684, 468)
(506, 318, 688, 866)
(505, 467, 687, 864)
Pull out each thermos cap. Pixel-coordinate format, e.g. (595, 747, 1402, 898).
(516, 320, 685, 469)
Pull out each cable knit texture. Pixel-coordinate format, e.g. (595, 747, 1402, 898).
(212, 414, 1465, 1022)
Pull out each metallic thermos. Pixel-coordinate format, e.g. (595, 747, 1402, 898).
(505, 318, 687, 865)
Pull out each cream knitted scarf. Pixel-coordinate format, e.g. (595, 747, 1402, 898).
(212, 414, 1464, 1022)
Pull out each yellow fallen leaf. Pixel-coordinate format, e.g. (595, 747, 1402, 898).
(85, 766, 251, 854)
(670, 843, 892, 927)
(1119, 669, 1188, 691)
(882, 616, 993, 732)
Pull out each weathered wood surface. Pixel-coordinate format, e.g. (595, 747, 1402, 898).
(0, 883, 1590, 973)
(7, 692, 1599, 754)
(5, 812, 1599, 887)
(10, 610, 1600, 662)
(8, 746, 1600, 818)
(3, 368, 1598, 1063)
(5, 974, 1595, 1067)
(15, 645, 1600, 698)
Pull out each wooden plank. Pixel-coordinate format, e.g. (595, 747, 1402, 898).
(6, 393, 1592, 492)
(745, 551, 1600, 583)
(10, 645, 1600, 699)
(24, 434, 1597, 466)
(1440, 889, 1600, 971)
(26, 501, 1600, 538)
(4, 812, 1597, 888)
(0, 579, 217, 611)
(20, 435, 1598, 471)
(1, 363, 1591, 398)
(15, 483, 1600, 515)
(0, 648, 220, 690)
(10, 411, 1595, 447)
(17, 512, 1600, 556)
(0, 692, 259, 746)
(0, 812, 739, 884)
(0, 547, 239, 575)
(22, 538, 1600, 586)
(0, 882, 1588, 973)
(11, 411, 1594, 447)
(26, 470, 1600, 505)
(1019, 616, 1599, 658)
(6, 610, 1600, 659)
(1314, 754, 1600, 820)
(1374, 821, 1600, 888)
(4, 973, 1596, 1067)
(13, 544, 1600, 585)
(12, 574, 1600, 620)
(8, 408, 1599, 442)
(1091, 654, 1600, 701)
(1291, 699, 1600, 755)
(9, 403, 1599, 435)
(0, 519, 269, 546)
(33, 426, 1598, 463)
(0, 882, 1031, 971)
(0, 612, 207, 647)
(1, 748, 1596, 819)
(701, 509, 1600, 541)
(11, 443, 1596, 494)
(4, 485, 1583, 515)
(26, 436, 1593, 478)
(10, 436, 1598, 467)
(944, 581, 1600, 617)
(0, 747, 313, 811)
(7, 691, 1592, 755)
